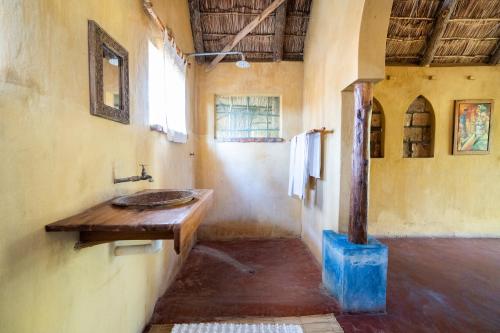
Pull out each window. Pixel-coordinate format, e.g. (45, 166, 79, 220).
(215, 96, 282, 142)
(148, 37, 187, 143)
(403, 96, 435, 158)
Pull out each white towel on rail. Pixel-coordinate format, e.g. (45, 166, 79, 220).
(288, 133, 309, 199)
(307, 132, 321, 178)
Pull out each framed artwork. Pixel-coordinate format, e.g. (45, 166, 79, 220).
(453, 99, 493, 155)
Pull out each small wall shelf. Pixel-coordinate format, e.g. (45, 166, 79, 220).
(45, 189, 214, 254)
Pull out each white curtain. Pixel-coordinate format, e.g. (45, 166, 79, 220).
(148, 41, 167, 129)
(148, 34, 187, 144)
(163, 33, 187, 143)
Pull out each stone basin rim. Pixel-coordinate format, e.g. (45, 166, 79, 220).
(111, 190, 196, 208)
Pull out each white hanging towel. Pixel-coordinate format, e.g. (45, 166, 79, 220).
(307, 132, 321, 178)
(288, 135, 297, 197)
(288, 133, 309, 199)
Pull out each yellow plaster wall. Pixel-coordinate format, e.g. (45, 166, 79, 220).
(194, 62, 303, 239)
(370, 66, 500, 236)
(300, 0, 363, 260)
(0, 1, 195, 332)
(300, 0, 391, 260)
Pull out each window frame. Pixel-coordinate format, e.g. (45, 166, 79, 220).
(214, 94, 284, 143)
(147, 38, 188, 144)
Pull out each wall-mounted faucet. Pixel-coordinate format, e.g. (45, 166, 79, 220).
(114, 164, 154, 184)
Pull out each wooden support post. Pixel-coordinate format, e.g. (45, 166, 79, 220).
(420, 0, 458, 66)
(348, 82, 373, 245)
(273, 0, 287, 61)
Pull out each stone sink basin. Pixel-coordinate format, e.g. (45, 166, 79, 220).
(112, 190, 195, 208)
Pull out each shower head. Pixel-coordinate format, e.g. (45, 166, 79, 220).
(187, 51, 251, 69)
(235, 55, 251, 69)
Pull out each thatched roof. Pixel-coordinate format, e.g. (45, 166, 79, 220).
(188, 0, 311, 62)
(387, 0, 500, 65)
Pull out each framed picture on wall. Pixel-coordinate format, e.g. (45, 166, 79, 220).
(453, 99, 493, 155)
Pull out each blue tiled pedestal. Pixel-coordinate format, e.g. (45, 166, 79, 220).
(322, 231, 388, 313)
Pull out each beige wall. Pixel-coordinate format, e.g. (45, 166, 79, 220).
(370, 66, 500, 236)
(194, 62, 303, 239)
(300, 0, 391, 260)
(5, 1, 497, 332)
(301, 0, 362, 260)
(0, 1, 195, 332)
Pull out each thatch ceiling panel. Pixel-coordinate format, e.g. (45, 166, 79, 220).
(386, 0, 500, 65)
(284, 35, 305, 53)
(189, 0, 311, 62)
(204, 35, 274, 53)
(432, 55, 489, 63)
(386, 56, 420, 64)
(201, 13, 275, 34)
(286, 0, 312, 14)
(443, 21, 500, 38)
(388, 20, 434, 38)
(452, 0, 500, 18)
(391, 0, 440, 18)
(219, 52, 275, 61)
(386, 39, 426, 57)
(283, 53, 303, 61)
(199, 0, 276, 13)
(202, 33, 234, 42)
(285, 16, 309, 35)
(434, 39, 497, 56)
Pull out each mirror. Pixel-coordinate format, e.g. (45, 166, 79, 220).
(88, 20, 129, 124)
(102, 46, 121, 109)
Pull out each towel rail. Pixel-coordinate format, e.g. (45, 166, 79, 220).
(306, 127, 334, 134)
(289, 127, 334, 140)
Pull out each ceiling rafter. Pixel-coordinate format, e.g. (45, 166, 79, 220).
(489, 42, 500, 64)
(420, 0, 459, 66)
(206, 0, 286, 71)
(273, 0, 287, 61)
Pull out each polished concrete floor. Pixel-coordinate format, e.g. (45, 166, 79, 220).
(338, 238, 500, 333)
(149, 238, 500, 333)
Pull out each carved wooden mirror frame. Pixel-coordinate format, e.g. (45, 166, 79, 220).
(88, 20, 129, 124)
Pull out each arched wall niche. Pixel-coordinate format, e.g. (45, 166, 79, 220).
(403, 95, 435, 158)
(371, 98, 385, 158)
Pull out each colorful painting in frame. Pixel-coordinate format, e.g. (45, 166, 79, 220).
(453, 99, 493, 155)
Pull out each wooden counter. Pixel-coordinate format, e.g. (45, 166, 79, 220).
(45, 189, 214, 254)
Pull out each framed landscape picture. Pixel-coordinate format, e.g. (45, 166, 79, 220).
(453, 99, 493, 155)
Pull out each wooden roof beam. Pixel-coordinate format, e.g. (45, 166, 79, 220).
(273, 0, 287, 61)
(420, 0, 459, 66)
(188, 0, 205, 64)
(206, 0, 286, 71)
(489, 42, 500, 65)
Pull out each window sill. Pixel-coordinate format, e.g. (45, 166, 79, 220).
(215, 137, 285, 143)
(150, 125, 188, 144)
(150, 124, 167, 134)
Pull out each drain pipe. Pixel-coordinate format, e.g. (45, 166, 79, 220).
(114, 240, 163, 256)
